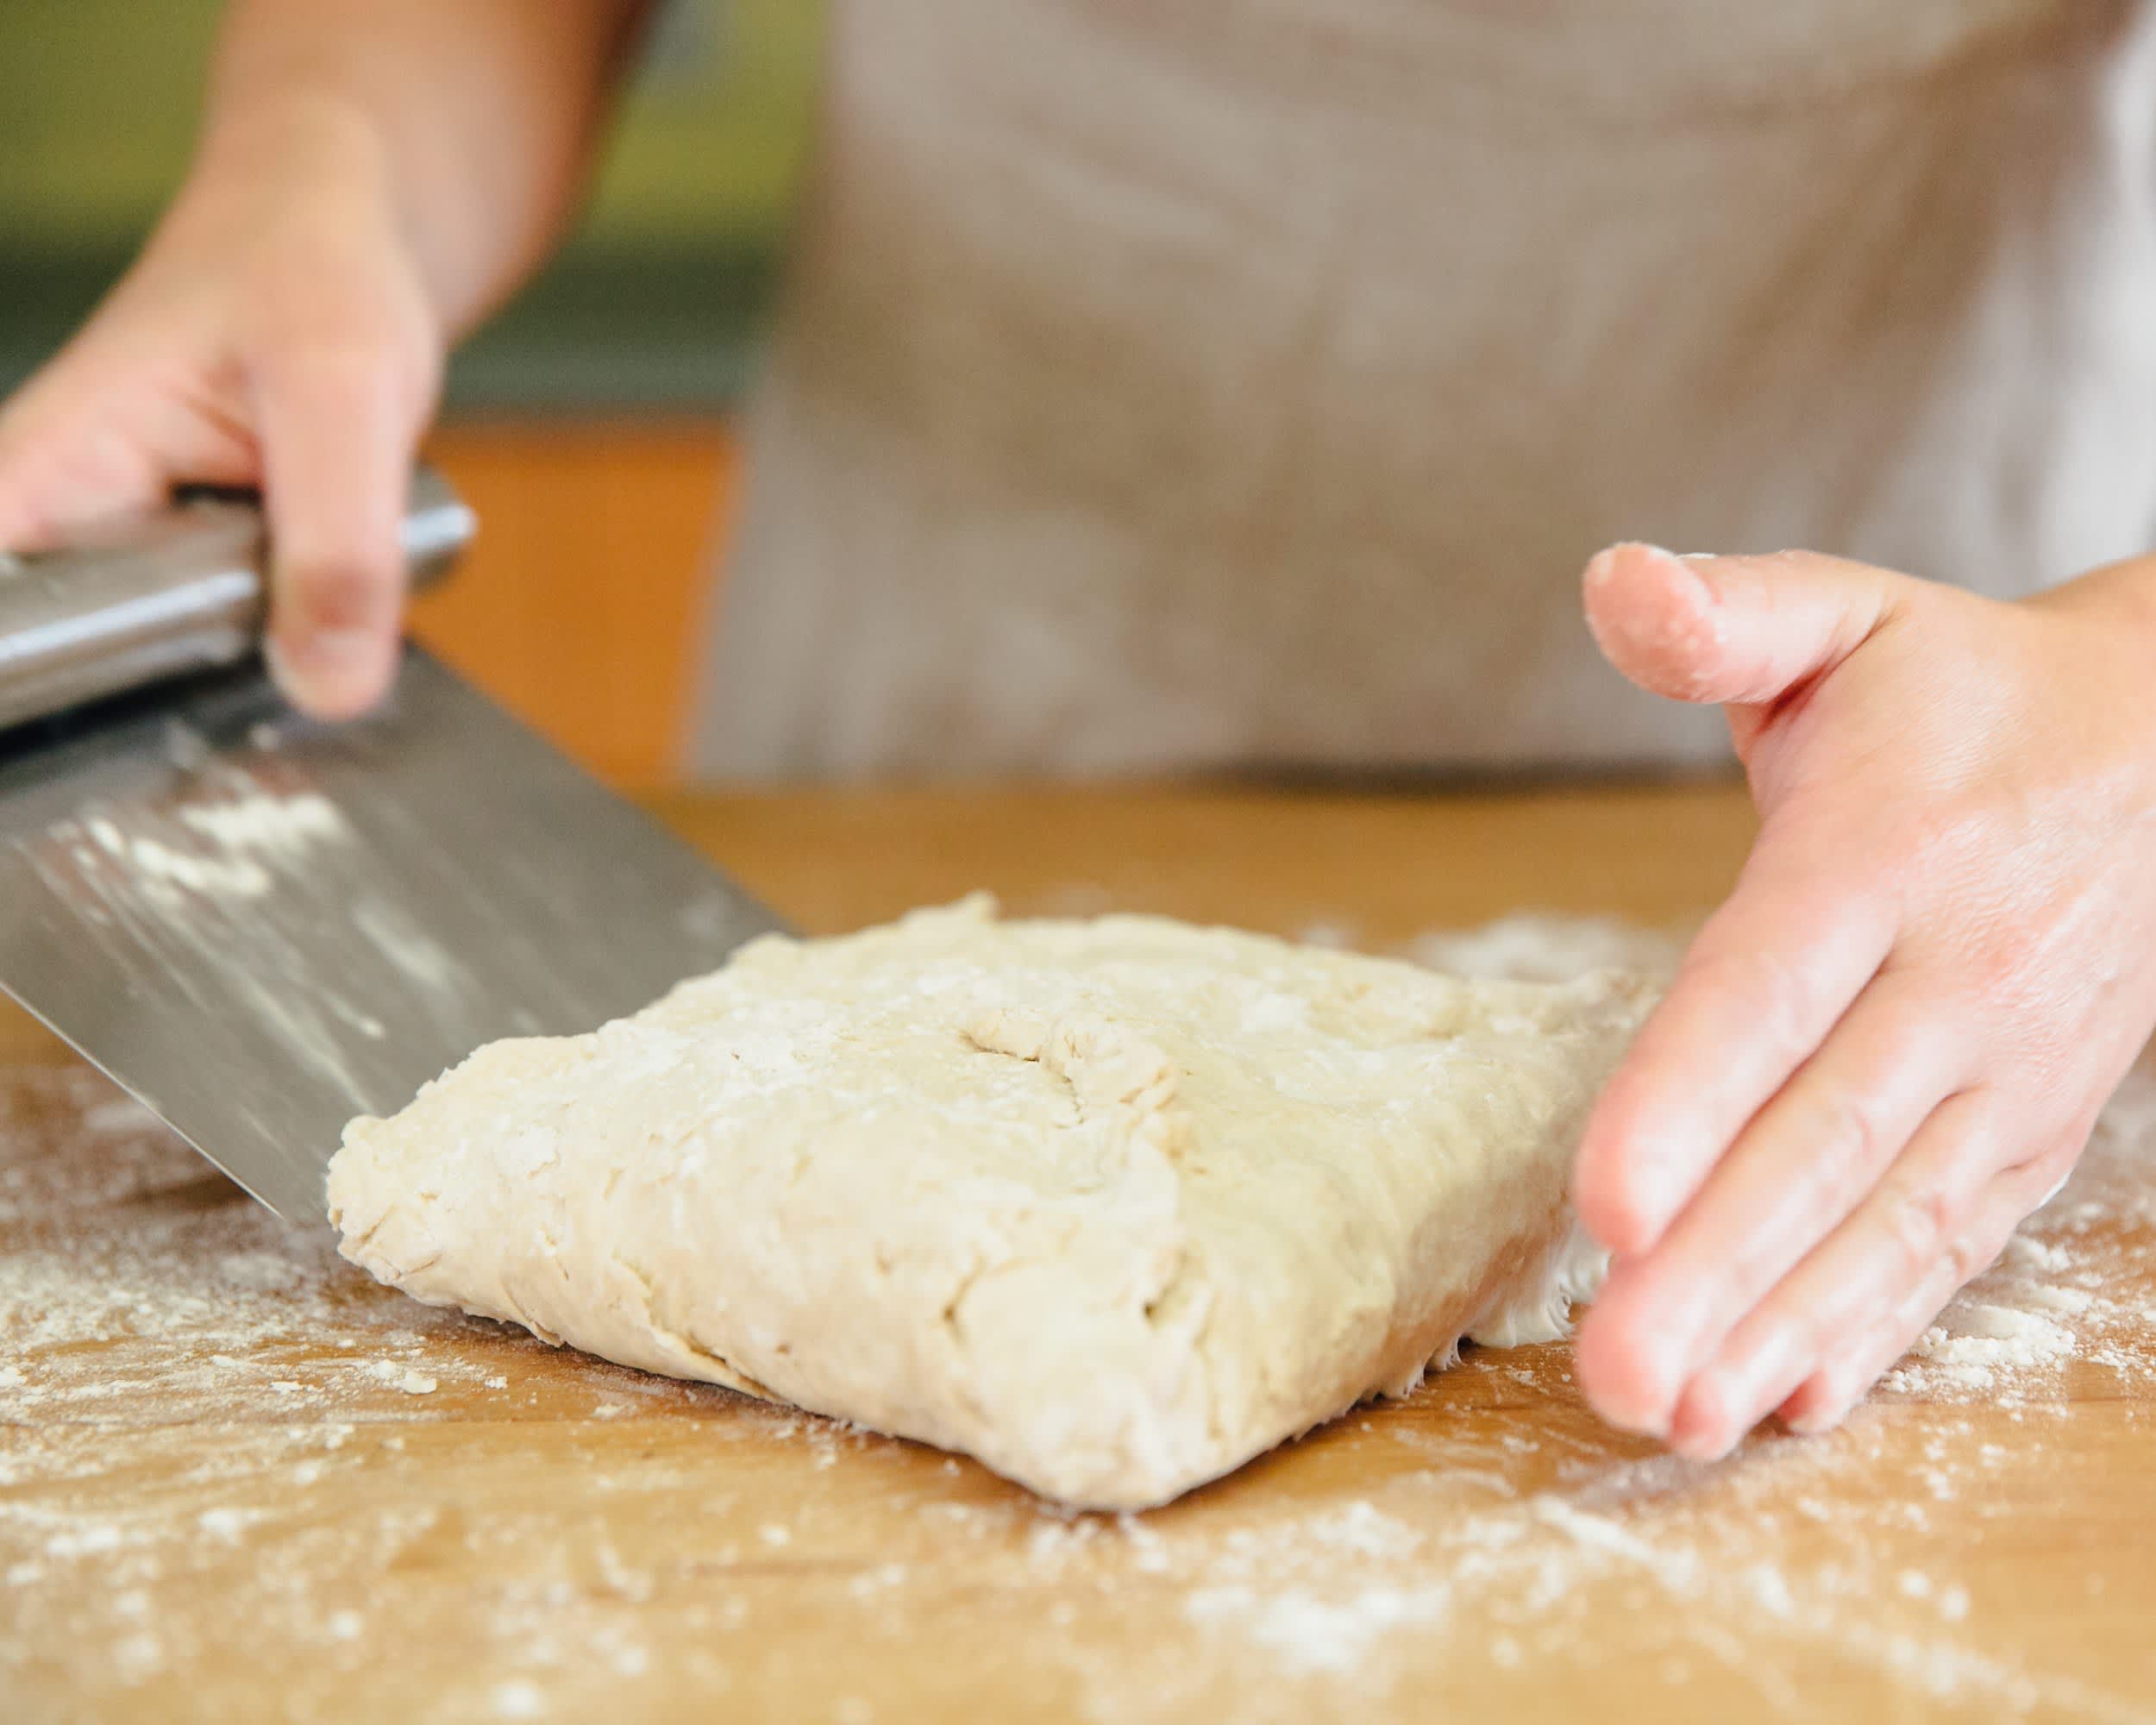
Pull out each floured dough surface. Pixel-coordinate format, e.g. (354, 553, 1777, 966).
(328, 900, 1652, 1509)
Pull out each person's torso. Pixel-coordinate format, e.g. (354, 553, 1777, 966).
(694, 0, 2156, 779)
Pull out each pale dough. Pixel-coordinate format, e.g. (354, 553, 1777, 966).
(328, 900, 1653, 1509)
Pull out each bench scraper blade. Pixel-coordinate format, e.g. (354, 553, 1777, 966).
(0, 479, 785, 1224)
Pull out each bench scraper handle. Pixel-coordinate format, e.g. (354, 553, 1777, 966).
(0, 467, 473, 731)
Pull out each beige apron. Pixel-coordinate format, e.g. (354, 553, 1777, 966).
(691, 0, 2156, 779)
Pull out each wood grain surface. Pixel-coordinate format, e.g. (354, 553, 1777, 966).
(6, 783, 2156, 1724)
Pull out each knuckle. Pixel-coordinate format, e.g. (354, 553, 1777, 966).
(1895, 798, 1973, 875)
(1941, 1231, 1989, 1286)
(1689, 945, 1823, 1063)
(1950, 905, 2063, 1001)
(1972, 933, 2041, 998)
(1885, 1182, 1958, 1281)
(1798, 1084, 1887, 1199)
(290, 561, 399, 629)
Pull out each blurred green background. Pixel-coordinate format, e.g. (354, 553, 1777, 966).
(0, 0, 822, 411)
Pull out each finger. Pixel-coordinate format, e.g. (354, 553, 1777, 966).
(252, 336, 421, 719)
(1777, 1138, 2077, 1434)
(1707, 1236, 1977, 1453)
(1664, 1089, 2004, 1453)
(1571, 840, 1896, 1259)
(1574, 970, 1967, 1438)
(0, 367, 170, 551)
(1680, 1091, 2002, 1450)
(1582, 543, 1903, 710)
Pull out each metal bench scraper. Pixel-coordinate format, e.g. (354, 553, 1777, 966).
(0, 472, 787, 1225)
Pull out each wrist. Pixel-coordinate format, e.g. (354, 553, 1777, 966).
(2029, 552, 2156, 647)
(163, 91, 462, 338)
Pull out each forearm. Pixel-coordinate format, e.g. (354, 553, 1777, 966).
(185, 0, 655, 334)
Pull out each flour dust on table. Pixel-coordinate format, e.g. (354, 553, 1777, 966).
(10, 917, 2156, 1718)
(327, 898, 1653, 1508)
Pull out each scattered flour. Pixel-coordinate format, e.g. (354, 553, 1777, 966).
(490, 1678, 545, 1718)
(1405, 913, 1689, 985)
(1184, 1583, 1451, 1675)
(197, 1509, 252, 1542)
(3, 909, 2153, 1722)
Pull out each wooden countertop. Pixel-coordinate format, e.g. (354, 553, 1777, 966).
(6, 782, 2155, 1723)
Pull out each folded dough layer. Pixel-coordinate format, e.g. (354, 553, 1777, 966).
(329, 900, 1652, 1509)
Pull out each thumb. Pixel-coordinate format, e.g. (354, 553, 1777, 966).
(253, 341, 425, 720)
(1582, 543, 1902, 709)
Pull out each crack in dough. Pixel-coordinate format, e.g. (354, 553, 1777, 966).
(328, 898, 1654, 1509)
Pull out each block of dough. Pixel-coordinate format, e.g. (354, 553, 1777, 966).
(328, 900, 1653, 1509)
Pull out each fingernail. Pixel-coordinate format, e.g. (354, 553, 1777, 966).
(1608, 1187, 1676, 1258)
(1784, 1393, 1851, 1436)
(1608, 1361, 1681, 1440)
(1600, 1408, 1672, 1441)
(1670, 1423, 1734, 1462)
(1667, 1381, 1727, 1459)
(1629, 543, 1716, 566)
(264, 630, 391, 719)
